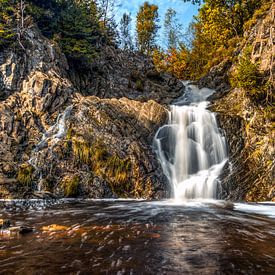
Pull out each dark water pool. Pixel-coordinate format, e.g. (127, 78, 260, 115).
(0, 199, 275, 274)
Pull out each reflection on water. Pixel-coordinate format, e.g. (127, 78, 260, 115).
(0, 200, 275, 274)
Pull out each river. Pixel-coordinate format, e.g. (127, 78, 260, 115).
(0, 199, 275, 274)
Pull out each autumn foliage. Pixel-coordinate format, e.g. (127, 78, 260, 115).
(152, 0, 268, 80)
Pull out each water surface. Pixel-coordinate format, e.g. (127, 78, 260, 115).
(0, 199, 275, 274)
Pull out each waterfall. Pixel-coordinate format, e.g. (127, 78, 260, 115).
(154, 82, 227, 199)
(28, 105, 73, 191)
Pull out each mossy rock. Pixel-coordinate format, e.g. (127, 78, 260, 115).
(17, 164, 34, 186)
(70, 136, 133, 197)
(62, 175, 80, 197)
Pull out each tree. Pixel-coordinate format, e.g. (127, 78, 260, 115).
(136, 2, 159, 55)
(0, 0, 16, 49)
(119, 13, 133, 51)
(180, 0, 265, 79)
(96, 0, 116, 26)
(16, 0, 29, 50)
(95, 0, 119, 44)
(164, 8, 183, 50)
(153, 45, 189, 79)
(55, 0, 101, 61)
(25, 0, 110, 61)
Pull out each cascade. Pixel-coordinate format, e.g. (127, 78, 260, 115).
(28, 105, 73, 191)
(154, 83, 228, 199)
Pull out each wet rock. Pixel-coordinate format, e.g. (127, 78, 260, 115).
(42, 224, 69, 232)
(33, 191, 57, 199)
(7, 226, 34, 235)
(18, 226, 34, 234)
(0, 219, 11, 229)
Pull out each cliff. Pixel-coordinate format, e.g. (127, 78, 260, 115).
(204, 3, 274, 201)
(0, 27, 183, 199)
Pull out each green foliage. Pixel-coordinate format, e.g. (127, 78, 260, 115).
(164, 8, 183, 50)
(243, 1, 271, 32)
(230, 47, 272, 103)
(106, 156, 131, 184)
(135, 79, 144, 91)
(26, 0, 113, 62)
(119, 13, 133, 50)
(136, 2, 159, 55)
(0, 0, 16, 49)
(17, 164, 34, 186)
(72, 138, 93, 165)
(153, 0, 269, 80)
(70, 135, 132, 197)
(230, 48, 260, 90)
(54, 0, 100, 61)
(62, 175, 79, 197)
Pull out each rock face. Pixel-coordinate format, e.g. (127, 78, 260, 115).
(0, 27, 183, 199)
(208, 4, 275, 201)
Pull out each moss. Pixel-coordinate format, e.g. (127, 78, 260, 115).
(62, 175, 80, 197)
(106, 156, 131, 183)
(70, 135, 133, 197)
(17, 164, 34, 186)
(66, 128, 74, 140)
(72, 138, 93, 165)
(136, 79, 144, 91)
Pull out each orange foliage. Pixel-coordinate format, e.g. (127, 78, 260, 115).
(152, 47, 189, 80)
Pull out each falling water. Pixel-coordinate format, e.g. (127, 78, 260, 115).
(154, 83, 228, 199)
(28, 105, 73, 191)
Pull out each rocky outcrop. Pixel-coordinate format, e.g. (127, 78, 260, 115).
(198, 59, 232, 95)
(69, 46, 183, 104)
(0, 27, 183, 199)
(208, 3, 275, 201)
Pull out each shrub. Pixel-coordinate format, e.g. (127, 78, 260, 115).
(62, 175, 79, 197)
(230, 47, 267, 102)
(17, 164, 34, 185)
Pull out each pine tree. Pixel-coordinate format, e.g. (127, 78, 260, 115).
(0, 0, 16, 49)
(136, 2, 159, 55)
(164, 8, 182, 50)
(119, 13, 133, 51)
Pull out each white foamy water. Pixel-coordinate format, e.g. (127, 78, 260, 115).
(28, 105, 73, 191)
(154, 82, 228, 199)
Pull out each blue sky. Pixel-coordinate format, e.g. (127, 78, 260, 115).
(115, 0, 200, 48)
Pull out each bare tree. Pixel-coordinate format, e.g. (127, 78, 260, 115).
(16, 0, 26, 50)
(96, 0, 120, 26)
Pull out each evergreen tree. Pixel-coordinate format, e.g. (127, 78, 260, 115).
(136, 2, 159, 55)
(119, 13, 133, 51)
(0, 0, 16, 49)
(26, 0, 108, 61)
(55, 0, 101, 61)
(164, 8, 182, 50)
